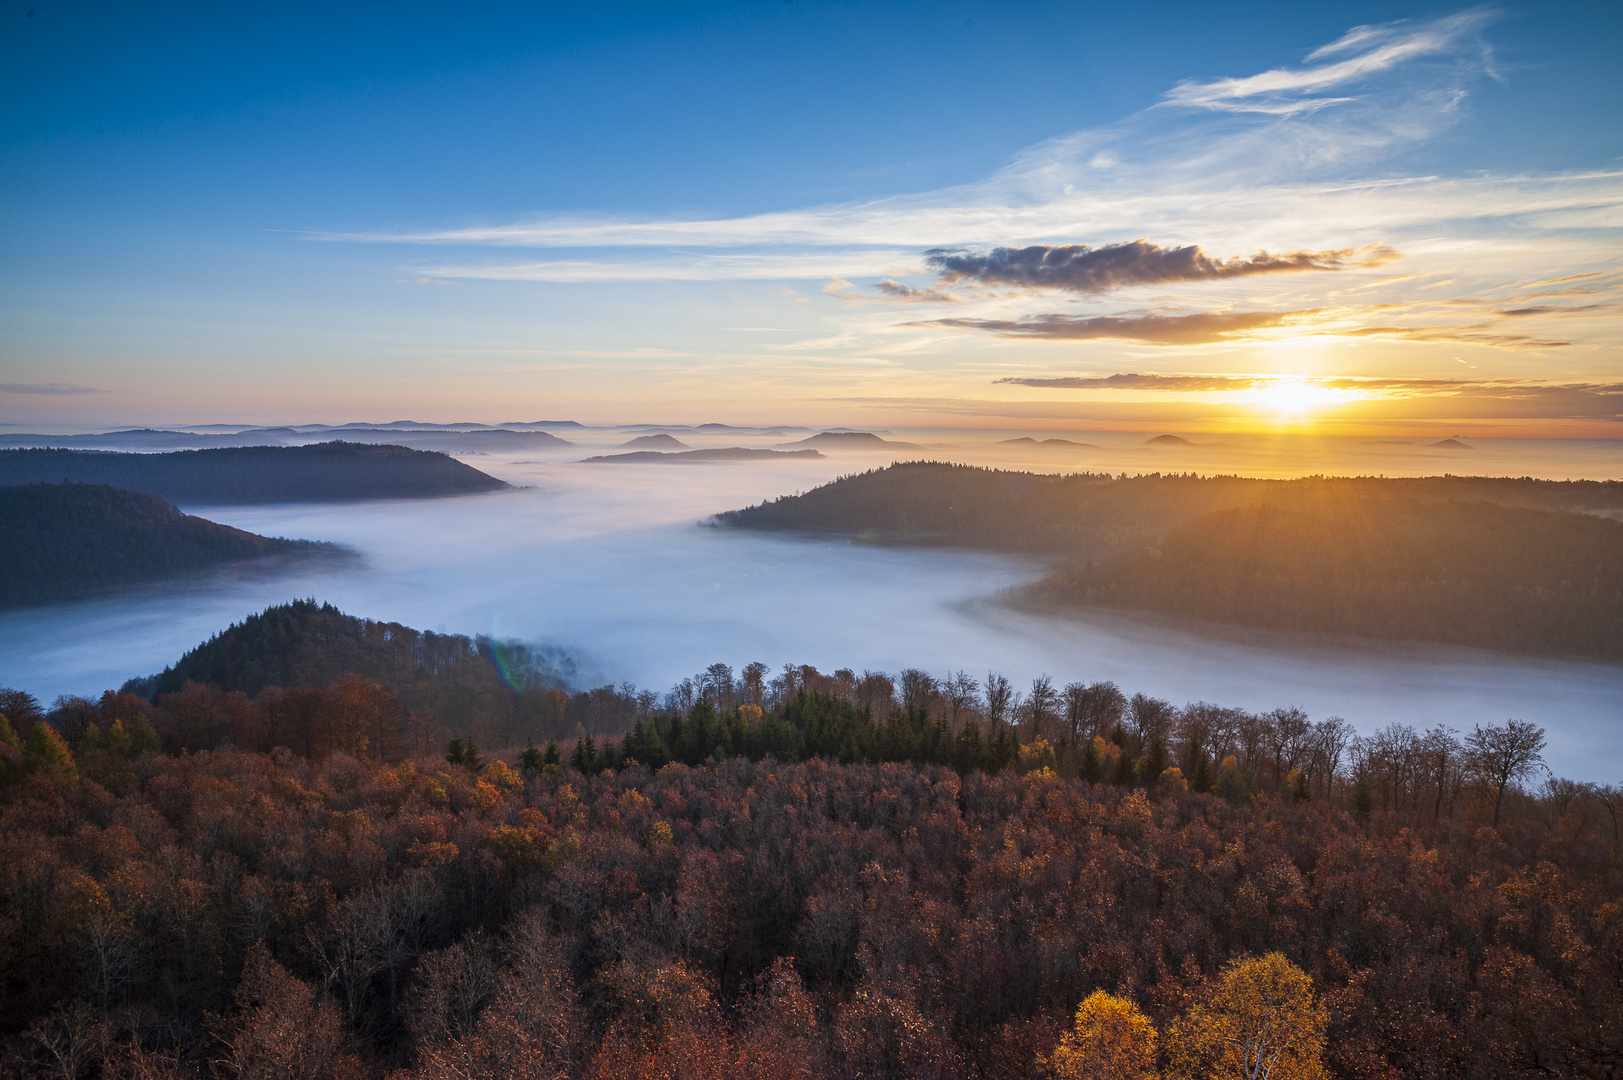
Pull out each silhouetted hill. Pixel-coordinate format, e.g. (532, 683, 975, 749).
(125, 598, 574, 713)
(0, 428, 286, 450)
(778, 431, 922, 450)
(1146, 434, 1192, 446)
(999, 437, 1101, 448)
(312, 428, 572, 451)
(0, 441, 509, 504)
(0, 484, 330, 607)
(581, 447, 822, 463)
(620, 434, 691, 449)
(719, 462, 1623, 659)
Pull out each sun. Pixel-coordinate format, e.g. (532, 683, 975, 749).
(1244, 377, 1363, 421)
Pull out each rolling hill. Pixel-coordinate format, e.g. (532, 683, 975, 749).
(0, 442, 509, 504)
(0, 483, 333, 607)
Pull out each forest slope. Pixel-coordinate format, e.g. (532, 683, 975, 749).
(0, 484, 330, 607)
(720, 462, 1623, 660)
(0, 442, 508, 504)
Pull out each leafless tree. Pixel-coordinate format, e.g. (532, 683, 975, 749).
(1310, 716, 1354, 798)
(984, 673, 1013, 734)
(1419, 726, 1463, 819)
(741, 662, 770, 707)
(1127, 693, 1175, 749)
(942, 671, 979, 733)
(898, 669, 938, 717)
(1026, 676, 1057, 742)
(1466, 720, 1547, 827)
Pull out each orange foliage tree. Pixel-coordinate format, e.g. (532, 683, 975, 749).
(1046, 989, 1159, 1080)
(1168, 953, 1326, 1080)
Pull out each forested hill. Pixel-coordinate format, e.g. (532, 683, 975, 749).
(122, 599, 578, 749)
(0, 441, 508, 504)
(718, 461, 1623, 557)
(0, 483, 328, 607)
(720, 463, 1623, 661)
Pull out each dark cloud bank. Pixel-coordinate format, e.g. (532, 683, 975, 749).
(924, 240, 1391, 293)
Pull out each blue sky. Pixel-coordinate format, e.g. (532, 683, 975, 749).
(2, 1, 1620, 432)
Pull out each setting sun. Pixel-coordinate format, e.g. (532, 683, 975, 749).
(1240, 377, 1366, 420)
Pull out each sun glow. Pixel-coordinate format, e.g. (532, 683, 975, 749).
(1243, 377, 1366, 421)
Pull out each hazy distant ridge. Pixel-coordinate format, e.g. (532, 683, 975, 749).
(0, 442, 508, 504)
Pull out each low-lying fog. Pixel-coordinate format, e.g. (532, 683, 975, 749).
(2, 429, 1620, 781)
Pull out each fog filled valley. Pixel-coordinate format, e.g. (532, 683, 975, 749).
(3, 428, 1621, 780)
(3, 425, 1623, 1080)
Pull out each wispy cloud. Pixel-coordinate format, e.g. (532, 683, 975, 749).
(1162, 9, 1498, 115)
(873, 279, 960, 304)
(0, 382, 107, 395)
(922, 310, 1308, 345)
(924, 240, 1394, 293)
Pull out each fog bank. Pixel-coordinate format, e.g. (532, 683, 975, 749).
(0, 438, 1618, 781)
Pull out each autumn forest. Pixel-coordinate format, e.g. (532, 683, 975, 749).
(0, 600, 1617, 1079)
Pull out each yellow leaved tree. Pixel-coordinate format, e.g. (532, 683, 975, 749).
(1047, 990, 1159, 1080)
(1168, 953, 1326, 1080)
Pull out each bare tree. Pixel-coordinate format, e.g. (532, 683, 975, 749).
(984, 673, 1013, 733)
(1419, 726, 1463, 819)
(856, 672, 895, 719)
(741, 662, 770, 707)
(1587, 783, 1622, 856)
(943, 671, 979, 733)
(1310, 717, 1354, 798)
(1465, 720, 1547, 828)
(898, 669, 939, 717)
(1026, 676, 1057, 742)
(1264, 706, 1311, 789)
(1127, 693, 1175, 749)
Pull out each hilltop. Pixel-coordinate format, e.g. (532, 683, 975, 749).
(581, 447, 822, 464)
(719, 462, 1623, 660)
(0, 441, 509, 504)
(778, 430, 923, 450)
(0, 484, 331, 607)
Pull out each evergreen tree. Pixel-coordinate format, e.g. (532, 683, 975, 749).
(520, 738, 544, 776)
(1139, 738, 1170, 787)
(23, 722, 77, 780)
(127, 712, 162, 755)
(1187, 738, 1214, 793)
(1113, 743, 1139, 786)
(571, 728, 597, 774)
(542, 737, 562, 771)
(1078, 737, 1103, 783)
(953, 721, 984, 774)
(0, 713, 21, 787)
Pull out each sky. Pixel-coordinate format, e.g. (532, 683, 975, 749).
(2, 1, 1620, 435)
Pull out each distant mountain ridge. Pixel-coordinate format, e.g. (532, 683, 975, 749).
(0, 426, 572, 452)
(0, 442, 509, 504)
(0, 484, 333, 608)
(581, 447, 823, 464)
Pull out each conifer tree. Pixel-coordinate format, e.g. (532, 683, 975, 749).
(23, 721, 78, 780)
(127, 712, 162, 755)
(521, 737, 544, 776)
